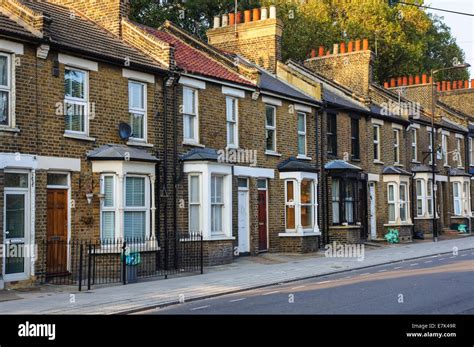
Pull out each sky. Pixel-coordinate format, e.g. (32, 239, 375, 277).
(426, 0, 474, 78)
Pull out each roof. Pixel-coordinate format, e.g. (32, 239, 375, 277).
(278, 157, 318, 173)
(324, 160, 362, 171)
(142, 25, 253, 86)
(449, 168, 470, 177)
(439, 118, 468, 133)
(0, 12, 37, 39)
(412, 164, 437, 173)
(181, 148, 219, 162)
(382, 166, 411, 176)
(87, 144, 159, 162)
(23, 1, 166, 71)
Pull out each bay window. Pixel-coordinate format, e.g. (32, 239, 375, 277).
(285, 181, 296, 230)
(416, 179, 424, 217)
(463, 181, 470, 216)
(211, 175, 224, 235)
(453, 182, 462, 216)
(388, 183, 396, 223)
(189, 175, 201, 233)
(183, 86, 199, 143)
(0, 53, 11, 126)
(124, 176, 148, 240)
(129, 81, 147, 141)
(399, 183, 408, 222)
(427, 179, 434, 217)
(385, 179, 411, 224)
(100, 175, 116, 241)
(300, 180, 314, 229)
(451, 178, 470, 217)
(226, 97, 238, 148)
(64, 67, 88, 134)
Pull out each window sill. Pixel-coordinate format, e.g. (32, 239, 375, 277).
(414, 216, 438, 220)
(203, 235, 235, 241)
(0, 127, 20, 133)
(278, 231, 321, 237)
(329, 225, 361, 229)
(64, 132, 96, 142)
(127, 140, 154, 148)
(265, 150, 282, 157)
(296, 155, 312, 161)
(450, 215, 470, 219)
(383, 223, 414, 227)
(373, 160, 384, 165)
(394, 163, 404, 167)
(412, 160, 421, 164)
(183, 141, 205, 148)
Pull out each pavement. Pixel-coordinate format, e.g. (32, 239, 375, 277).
(0, 236, 473, 314)
(144, 248, 474, 314)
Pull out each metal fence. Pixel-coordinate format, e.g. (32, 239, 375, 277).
(39, 232, 203, 291)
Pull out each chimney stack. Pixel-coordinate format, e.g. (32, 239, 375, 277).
(207, 5, 282, 73)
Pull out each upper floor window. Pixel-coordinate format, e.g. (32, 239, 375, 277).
(226, 97, 238, 148)
(373, 124, 381, 161)
(351, 118, 360, 160)
(327, 113, 337, 156)
(470, 137, 474, 166)
(64, 67, 88, 134)
(411, 128, 418, 162)
(442, 133, 448, 166)
(297, 112, 307, 156)
(265, 105, 276, 152)
(393, 129, 400, 164)
(183, 86, 199, 143)
(428, 129, 433, 165)
(0, 53, 11, 127)
(129, 81, 147, 141)
(456, 136, 463, 167)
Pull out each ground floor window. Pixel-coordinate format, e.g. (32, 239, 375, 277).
(385, 179, 411, 224)
(331, 177, 360, 225)
(452, 178, 471, 217)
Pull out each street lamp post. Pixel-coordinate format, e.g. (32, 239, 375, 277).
(430, 63, 471, 242)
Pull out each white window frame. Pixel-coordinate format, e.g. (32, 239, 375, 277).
(129, 80, 147, 142)
(393, 129, 400, 164)
(226, 96, 238, 148)
(265, 105, 277, 153)
(456, 136, 463, 168)
(427, 179, 434, 217)
(428, 129, 434, 165)
(285, 180, 297, 232)
(373, 124, 381, 161)
(188, 174, 201, 234)
(399, 182, 408, 222)
(415, 179, 425, 217)
(384, 177, 412, 224)
(411, 128, 418, 162)
(0, 52, 12, 128)
(442, 133, 448, 166)
(64, 66, 89, 135)
(453, 181, 462, 216)
(297, 112, 307, 157)
(210, 175, 225, 236)
(469, 137, 474, 167)
(183, 86, 199, 144)
(387, 183, 397, 224)
(123, 175, 150, 240)
(463, 181, 471, 216)
(100, 175, 116, 242)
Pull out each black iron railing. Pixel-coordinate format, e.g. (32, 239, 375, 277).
(38, 232, 203, 291)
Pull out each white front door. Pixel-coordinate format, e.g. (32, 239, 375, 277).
(3, 172, 31, 281)
(238, 178, 250, 254)
(369, 183, 377, 240)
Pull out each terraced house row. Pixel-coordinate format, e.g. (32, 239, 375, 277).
(0, 0, 473, 289)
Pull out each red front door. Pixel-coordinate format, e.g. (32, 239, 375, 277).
(46, 189, 68, 276)
(258, 190, 268, 251)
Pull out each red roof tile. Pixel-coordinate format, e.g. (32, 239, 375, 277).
(144, 27, 254, 86)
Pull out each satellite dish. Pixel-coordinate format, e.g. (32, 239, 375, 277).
(118, 122, 132, 141)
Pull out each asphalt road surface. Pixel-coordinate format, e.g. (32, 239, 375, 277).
(139, 249, 474, 314)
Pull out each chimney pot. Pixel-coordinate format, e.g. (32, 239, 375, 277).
(222, 14, 229, 26)
(437, 82, 441, 92)
(253, 8, 260, 21)
(318, 46, 324, 57)
(397, 77, 403, 86)
(384, 82, 389, 88)
(236, 11, 242, 24)
(244, 10, 251, 23)
(261, 7, 268, 20)
(333, 44, 339, 55)
(465, 80, 469, 89)
(362, 38, 369, 50)
(453, 81, 457, 89)
(326, 50, 331, 56)
(447, 81, 451, 91)
(422, 74, 427, 84)
(269, 5, 277, 19)
(355, 39, 361, 51)
(429, 76, 433, 84)
(340, 42, 346, 54)
(311, 49, 317, 58)
(213, 16, 220, 28)
(471, 79, 474, 89)
(390, 78, 396, 88)
(402, 76, 408, 86)
(408, 76, 413, 85)
(348, 41, 353, 53)
(415, 75, 420, 84)
(458, 80, 463, 89)
(228, 13, 234, 25)
(442, 81, 447, 91)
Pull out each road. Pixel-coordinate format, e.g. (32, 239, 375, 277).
(139, 249, 474, 314)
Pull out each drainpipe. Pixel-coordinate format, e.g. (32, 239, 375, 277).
(162, 76, 169, 271)
(172, 76, 179, 268)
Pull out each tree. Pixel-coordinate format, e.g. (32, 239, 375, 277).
(130, 0, 469, 82)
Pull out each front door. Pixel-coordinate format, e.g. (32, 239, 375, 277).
(4, 191, 28, 280)
(258, 188, 268, 251)
(46, 189, 68, 275)
(369, 183, 377, 240)
(238, 179, 250, 254)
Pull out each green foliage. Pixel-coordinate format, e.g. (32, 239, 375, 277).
(384, 229, 400, 243)
(130, 0, 469, 82)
